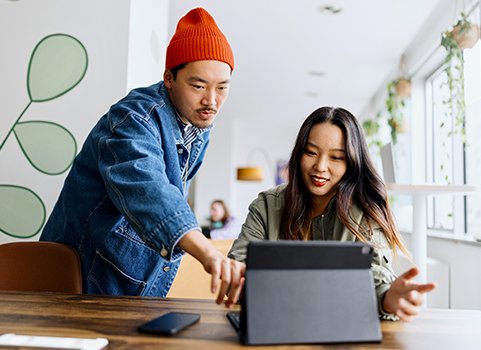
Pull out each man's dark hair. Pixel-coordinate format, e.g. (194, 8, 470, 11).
(170, 63, 187, 80)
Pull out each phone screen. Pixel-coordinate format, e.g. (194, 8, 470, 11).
(138, 312, 201, 335)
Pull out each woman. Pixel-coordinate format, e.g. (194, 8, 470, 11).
(228, 106, 435, 321)
(207, 200, 240, 240)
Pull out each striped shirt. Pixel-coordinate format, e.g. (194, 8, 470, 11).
(175, 112, 210, 148)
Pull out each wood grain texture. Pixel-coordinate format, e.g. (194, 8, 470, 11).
(1, 292, 480, 349)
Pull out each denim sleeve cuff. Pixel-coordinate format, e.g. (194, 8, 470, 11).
(144, 209, 200, 261)
(169, 226, 202, 260)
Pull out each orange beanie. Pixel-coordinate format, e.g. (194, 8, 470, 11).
(166, 8, 234, 71)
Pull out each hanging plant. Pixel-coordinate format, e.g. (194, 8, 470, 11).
(362, 113, 383, 151)
(440, 12, 475, 144)
(438, 12, 479, 182)
(451, 13, 480, 49)
(385, 79, 408, 145)
(362, 118, 380, 137)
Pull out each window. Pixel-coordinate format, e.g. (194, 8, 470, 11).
(464, 40, 481, 235)
(425, 39, 481, 235)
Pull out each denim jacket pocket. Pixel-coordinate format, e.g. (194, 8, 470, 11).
(86, 220, 161, 296)
(87, 249, 147, 296)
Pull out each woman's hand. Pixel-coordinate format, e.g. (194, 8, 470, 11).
(383, 267, 436, 321)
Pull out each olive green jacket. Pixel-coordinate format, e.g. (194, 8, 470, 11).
(228, 184, 398, 320)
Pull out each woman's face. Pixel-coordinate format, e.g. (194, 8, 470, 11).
(300, 122, 347, 211)
(210, 202, 225, 222)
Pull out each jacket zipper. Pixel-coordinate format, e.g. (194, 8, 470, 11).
(320, 214, 325, 240)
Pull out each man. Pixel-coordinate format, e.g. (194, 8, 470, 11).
(40, 8, 244, 307)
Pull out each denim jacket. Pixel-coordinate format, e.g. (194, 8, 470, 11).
(228, 184, 398, 320)
(40, 81, 210, 297)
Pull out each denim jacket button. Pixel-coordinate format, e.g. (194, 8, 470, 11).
(163, 266, 170, 272)
(178, 148, 183, 154)
(160, 247, 168, 257)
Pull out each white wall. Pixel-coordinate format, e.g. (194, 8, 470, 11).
(194, 118, 298, 227)
(0, 0, 169, 243)
(398, 233, 481, 310)
(0, 0, 130, 243)
(428, 236, 481, 309)
(231, 120, 298, 222)
(127, 0, 169, 90)
(194, 117, 234, 226)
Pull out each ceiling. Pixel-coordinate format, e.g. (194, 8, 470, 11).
(168, 0, 443, 125)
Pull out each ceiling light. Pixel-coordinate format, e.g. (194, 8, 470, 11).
(236, 147, 272, 182)
(319, 5, 343, 14)
(237, 167, 264, 181)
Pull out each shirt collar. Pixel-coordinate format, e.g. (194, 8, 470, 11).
(174, 109, 211, 146)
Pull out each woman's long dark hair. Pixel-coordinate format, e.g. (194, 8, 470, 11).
(280, 107, 408, 255)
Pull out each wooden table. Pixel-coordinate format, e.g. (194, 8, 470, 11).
(1, 291, 481, 349)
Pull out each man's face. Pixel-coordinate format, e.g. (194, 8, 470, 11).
(164, 60, 231, 129)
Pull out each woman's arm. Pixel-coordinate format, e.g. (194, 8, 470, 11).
(370, 229, 436, 321)
(370, 241, 399, 320)
(382, 267, 436, 321)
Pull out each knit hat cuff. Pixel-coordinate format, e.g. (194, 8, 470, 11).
(166, 35, 234, 71)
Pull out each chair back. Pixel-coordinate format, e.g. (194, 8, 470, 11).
(0, 241, 82, 293)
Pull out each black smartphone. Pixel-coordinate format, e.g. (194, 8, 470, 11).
(138, 312, 201, 335)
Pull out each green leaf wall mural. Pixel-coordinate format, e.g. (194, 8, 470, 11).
(0, 33, 88, 238)
(14, 121, 77, 175)
(0, 185, 46, 238)
(28, 34, 88, 102)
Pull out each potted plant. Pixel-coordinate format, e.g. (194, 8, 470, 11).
(394, 55, 412, 98)
(385, 80, 408, 145)
(440, 12, 478, 144)
(438, 12, 478, 182)
(451, 12, 480, 49)
(394, 78, 411, 98)
(362, 118, 380, 137)
(362, 116, 383, 151)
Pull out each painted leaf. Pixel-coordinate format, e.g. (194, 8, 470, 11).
(0, 185, 46, 238)
(14, 121, 77, 175)
(27, 34, 88, 102)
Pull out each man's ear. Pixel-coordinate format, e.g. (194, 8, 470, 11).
(164, 69, 173, 88)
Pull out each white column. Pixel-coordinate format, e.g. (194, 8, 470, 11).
(411, 194, 427, 283)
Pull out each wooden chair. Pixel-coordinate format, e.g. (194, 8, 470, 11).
(168, 239, 234, 299)
(0, 241, 82, 293)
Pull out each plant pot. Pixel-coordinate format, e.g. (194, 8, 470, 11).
(452, 23, 480, 49)
(395, 79, 411, 98)
(397, 118, 409, 134)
